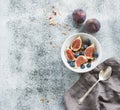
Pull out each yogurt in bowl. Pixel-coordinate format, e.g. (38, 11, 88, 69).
(61, 33, 102, 73)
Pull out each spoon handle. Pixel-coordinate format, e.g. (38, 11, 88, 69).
(78, 80, 99, 105)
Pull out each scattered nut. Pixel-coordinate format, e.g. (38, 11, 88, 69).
(48, 6, 62, 26)
(52, 10, 57, 16)
(49, 21, 57, 26)
(40, 98, 45, 103)
(49, 17, 53, 20)
(62, 32, 67, 35)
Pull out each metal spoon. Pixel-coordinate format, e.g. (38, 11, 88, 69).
(78, 66, 112, 104)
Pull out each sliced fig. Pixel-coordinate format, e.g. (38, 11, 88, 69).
(75, 55, 88, 67)
(84, 44, 95, 59)
(65, 49, 75, 61)
(71, 37, 82, 51)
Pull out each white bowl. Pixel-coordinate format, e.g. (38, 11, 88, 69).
(61, 33, 102, 73)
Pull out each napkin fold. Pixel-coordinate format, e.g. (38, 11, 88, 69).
(64, 58, 120, 110)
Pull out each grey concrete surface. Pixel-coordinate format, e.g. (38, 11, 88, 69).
(0, 0, 120, 110)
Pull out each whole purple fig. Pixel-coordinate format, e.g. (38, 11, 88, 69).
(72, 9, 86, 24)
(85, 19, 101, 33)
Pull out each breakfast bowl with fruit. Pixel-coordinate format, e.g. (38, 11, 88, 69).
(61, 33, 102, 73)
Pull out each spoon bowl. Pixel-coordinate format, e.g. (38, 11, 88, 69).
(99, 66, 112, 81)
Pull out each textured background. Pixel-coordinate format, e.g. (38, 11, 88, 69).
(0, 0, 120, 110)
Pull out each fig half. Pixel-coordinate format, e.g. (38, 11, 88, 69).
(71, 37, 82, 51)
(65, 48, 75, 61)
(75, 55, 88, 67)
(84, 44, 95, 59)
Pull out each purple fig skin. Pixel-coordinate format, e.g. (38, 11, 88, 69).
(72, 9, 86, 24)
(85, 19, 101, 33)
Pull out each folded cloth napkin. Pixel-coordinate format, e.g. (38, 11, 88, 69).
(64, 58, 120, 110)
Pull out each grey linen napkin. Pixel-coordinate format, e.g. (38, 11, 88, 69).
(64, 58, 120, 110)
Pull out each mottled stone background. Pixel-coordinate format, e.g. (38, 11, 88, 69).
(0, 0, 120, 110)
